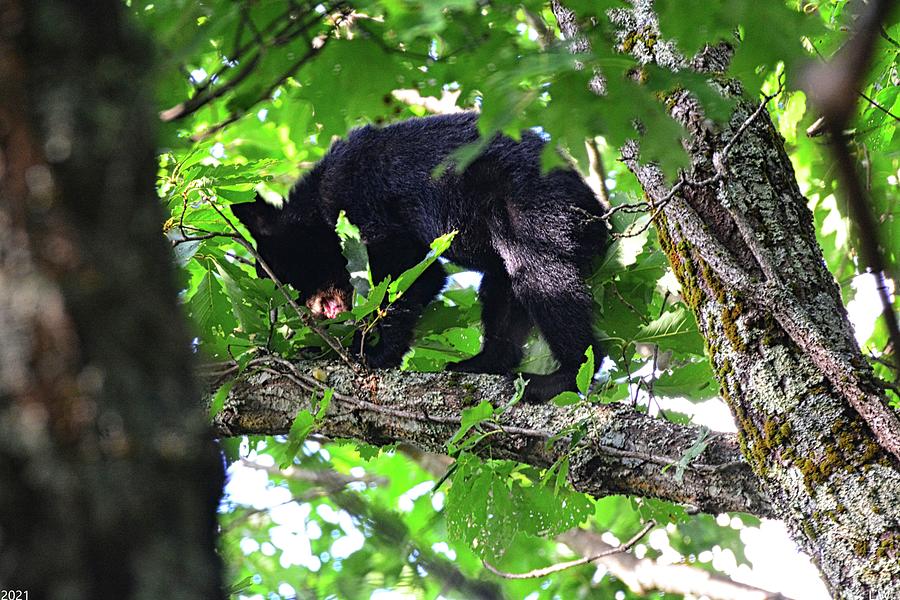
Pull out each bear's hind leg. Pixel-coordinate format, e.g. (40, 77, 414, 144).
(502, 245, 601, 402)
(447, 272, 530, 374)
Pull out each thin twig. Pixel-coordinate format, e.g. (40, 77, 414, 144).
(593, 442, 743, 473)
(171, 231, 237, 245)
(161, 52, 264, 122)
(881, 26, 900, 48)
(603, 200, 650, 219)
(190, 34, 332, 142)
(610, 172, 690, 239)
(224, 250, 254, 266)
(482, 520, 656, 579)
(161, 3, 327, 122)
(858, 90, 900, 123)
(713, 80, 783, 178)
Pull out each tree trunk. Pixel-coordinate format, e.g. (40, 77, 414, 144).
(550, 2, 900, 597)
(0, 2, 223, 597)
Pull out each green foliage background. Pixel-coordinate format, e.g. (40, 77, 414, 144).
(134, 0, 898, 597)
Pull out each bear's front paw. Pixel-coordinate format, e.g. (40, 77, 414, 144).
(520, 370, 578, 404)
(362, 345, 404, 369)
(350, 331, 403, 369)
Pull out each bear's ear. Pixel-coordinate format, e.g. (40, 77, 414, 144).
(231, 193, 280, 236)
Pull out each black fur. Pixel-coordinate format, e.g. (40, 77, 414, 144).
(232, 113, 608, 402)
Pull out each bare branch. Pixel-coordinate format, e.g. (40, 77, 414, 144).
(557, 529, 793, 600)
(482, 520, 656, 580)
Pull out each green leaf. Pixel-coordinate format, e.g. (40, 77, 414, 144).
(778, 91, 807, 145)
(633, 497, 688, 524)
(671, 513, 752, 566)
(336, 211, 371, 299)
(440, 327, 482, 355)
(187, 260, 237, 355)
(553, 391, 582, 407)
(352, 276, 390, 319)
(598, 381, 631, 404)
(316, 388, 333, 419)
(445, 455, 593, 559)
(168, 231, 202, 267)
(510, 375, 527, 406)
(226, 576, 255, 595)
(635, 307, 705, 354)
(515, 478, 594, 539)
(218, 437, 242, 465)
(278, 406, 316, 469)
(576, 346, 595, 394)
(554, 457, 570, 494)
(447, 400, 494, 453)
(354, 441, 382, 461)
(208, 378, 234, 418)
(655, 360, 717, 401)
(663, 426, 711, 482)
(213, 257, 266, 334)
(217, 188, 257, 204)
(293, 37, 409, 137)
(388, 231, 457, 302)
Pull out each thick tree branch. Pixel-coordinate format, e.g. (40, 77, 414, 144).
(212, 358, 773, 517)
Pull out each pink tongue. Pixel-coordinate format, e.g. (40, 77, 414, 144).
(324, 300, 341, 319)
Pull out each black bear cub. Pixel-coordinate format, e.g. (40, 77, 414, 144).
(232, 112, 607, 402)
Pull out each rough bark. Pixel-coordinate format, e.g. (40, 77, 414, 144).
(548, 1, 900, 597)
(212, 358, 772, 517)
(0, 2, 223, 597)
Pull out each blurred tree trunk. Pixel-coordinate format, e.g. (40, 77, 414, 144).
(0, 2, 223, 598)
(551, 2, 900, 598)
